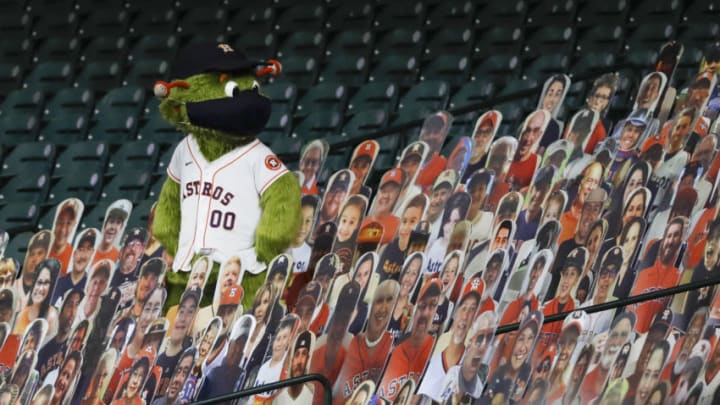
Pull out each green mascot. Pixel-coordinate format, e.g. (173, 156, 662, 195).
(151, 41, 301, 308)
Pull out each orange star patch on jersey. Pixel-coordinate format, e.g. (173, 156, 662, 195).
(265, 155, 281, 170)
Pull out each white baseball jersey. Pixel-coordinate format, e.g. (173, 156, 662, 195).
(168, 135, 288, 272)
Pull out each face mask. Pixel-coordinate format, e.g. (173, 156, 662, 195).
(186, 90, 271, 135)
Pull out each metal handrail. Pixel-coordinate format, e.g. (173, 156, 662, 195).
(191, 373, 332, 405)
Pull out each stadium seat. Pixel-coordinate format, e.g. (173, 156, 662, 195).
(628, 0, 682, 25)
(106, 141, 159, 177)
(424, 0, 476, 29)
(127, 198, 155, 229)
(155, 145, 174, 174)
(684, 0, 720, 23)
(373, 2, 427, 33)
(258, 109, 293, 143)
(340, 108, 388, 137)
(80, 36, 129, 63)
(390, 105, 433, 139)
(274, 4, 327, 34)
(471, 54, 522, 83)
(397, 80, 451, 113)
(262, 82, 298, 115)
(575, 0, 629, 27)
(369, 55, 419, 89)
(34, 37, 81, 64)
(127, 34, 180, 64)
(449, 80, 497, 109)
(1, 142, 55, 179)
(0, 172, 50, 205)
(24, 61, 74, 94)
(147, 176, 165, 200)
(291, 110, 343, 140)
(523, 54, 570, 79)
(496, 78, 539, 112)
(423, 28, 474, 61)
(45, 167, 103, 207)
(0, 13, 31, 42)
(348, 81, 399, 114)
(123, 59, 170, 89)
(625, 23, 675, 52)
(38, 111, 89, 145)
(270, 56, 318, 90)
(75, 0, 125, 16)
(5, 231, 33, 261)
(137, 114, 183, 145)
(234, 31, 278, 60)
(43, 87, 94, 119)
(0, 39, 32, 71)
(374, 29, 426, 60)
(0, 202, 40, 234)
(53, 141, 109, 178)
(0, 89, 45, 118)
(524, 26, 576, 59)
(575, 25, 625, 54)
(87, 111, 139, 144)
(74, 61, 124, 93)
(295, 82, 348, 117)
(475, 1, 528, 28)
(78, 8, 130, 38)
(277, 31, 326, 61)
(476, 27, 525, 58)
(526, 0, 577, 27)
(325, 30, 375, 60)
(318, 55, 369, 88)
(94, 86, 147, 120)
(0, 111, 40, 145)
(32, 11, 79, 40)
(128, 9, 179, 37)
(325, 2, 375, 32)
(176, 8, 228, 41)
(572, 52, 617, 76)
(80, 199, 113, 229)
(226, 5, 276, 37)
(99, 170, 153, 203)
(421, 55, 471, 88)
(0, 63, 22, 97)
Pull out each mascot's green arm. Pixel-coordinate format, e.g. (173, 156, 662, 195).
(242, 171, 301, 308)
(153, 178, 181, 257)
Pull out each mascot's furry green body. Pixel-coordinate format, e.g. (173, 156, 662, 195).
(152, 42, 301, 308)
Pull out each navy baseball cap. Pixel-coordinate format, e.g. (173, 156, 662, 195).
(172, 42, 264, 79)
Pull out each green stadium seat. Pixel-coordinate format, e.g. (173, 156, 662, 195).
(684, 0, 720, 23)
(449, 80, 496, 111)
(126, 0, 176, 14)
(523, 55, 570, 79)
(476, 1, 527, 28)
(373, 2, 426, 33)
(43, 87, 94, 119)
(629, 0, 682, 25)
(0, 202, 40, 234)
(576, 0, 628, 27)
(147, 176, 165, 200)
(123, 59, 170, 89)
(137, 114, 183, 145)
(24, 61, 74, 94)
(0, 63, 23, 96)
(575, 25, 625, 54)
(476, 27, 525, 58)
(176, 8, 228, 41)
(374, 29, 426, 60)
(80, 199, 114, 229)
(295, 82, 347, 117)
(0, 89, 45, 118)
(270, 56, 318, 90)
(74, 61, 124, 93)
(155, 146, 174, 175)
(1, 142, 55, 178)
(277, 31, 326, 61)
(625, 23, 675, 52)
(233, 31, 278, 60)
(340, 109, 388, 137)
(128, 9, 178, 37)
(496, 78, 539, 111)
(106, 141, 159, 177)
(81, 36, 129, 63)
(524, 26, 575, 58)
(0, 39, 32, 70)
(127, 198, 155, 230)
(75, 0, 125, 15)
(87, 111, 139, 144)
(32, 12, 80, 39)
(472, 54, 521, 83)
(292, 110, 343, 140)
(526, 0, 577, 27)
(494, 100, 526, 133)
(99, 170, 153, 203)
(390, 106, 433, 140)
(369, 55, 419, 89)
(127, 34, 179, 64)
(348, 81, 398, 114)
(397, 80, 451, 113)
(572, 52, 617, 76)
(423, 29, 474, 61)
(0, 172, 50, 204)
(78, 8, 130, 38)
(424, 0, 475, 30)
(5, 231, 33, 262)
(258, 109, 293, 145)
(53, 141, 109, 178)
(625, 49, 659, 72)
(94, 86, 147, 120)
(318, 55, 369, 88)
(0, 111, 40, 145)
(0, 13, 31, 42)
(227, 5, 276, 38)
(38, 111, 89, 144)
(325, 2, 375, 32)
(262, 82, 298, 115)
(45, 167, 103, 207)
(325, 30, 375, 60)
(274, 4, 326, 34)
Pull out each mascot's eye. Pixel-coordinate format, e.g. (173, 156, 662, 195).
(251, 80, 260, 93)
(224, 81, 241, 98)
